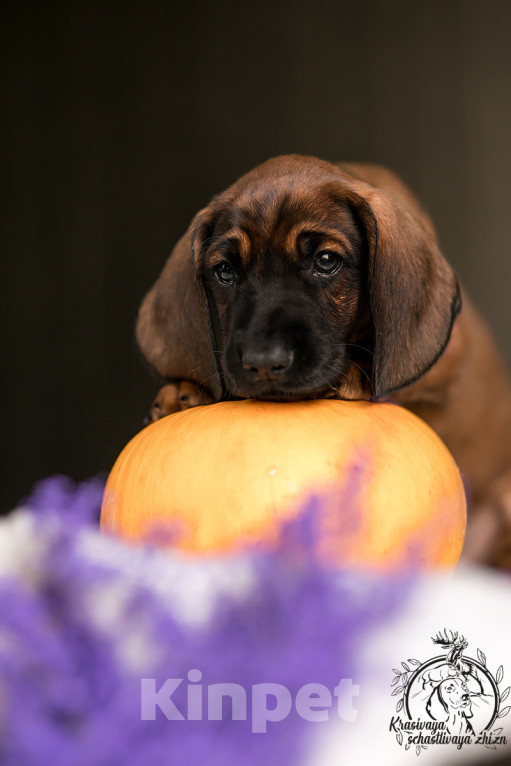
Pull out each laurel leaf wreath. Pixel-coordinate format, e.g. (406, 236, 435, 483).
(392, 658, 427, 751)
(492, 663, 511, 720)
(392, 660, 419, 715)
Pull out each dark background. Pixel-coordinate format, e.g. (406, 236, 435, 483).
(2, 0, 511, 513)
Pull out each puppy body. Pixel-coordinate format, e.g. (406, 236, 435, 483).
(394, 296, 511, 564)
(137, 156, 511, 565)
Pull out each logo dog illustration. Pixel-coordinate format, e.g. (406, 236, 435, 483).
(423, 634, 476, 735)
(390, 630, 509, 755)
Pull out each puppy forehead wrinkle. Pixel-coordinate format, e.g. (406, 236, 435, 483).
(228, 198, 356, 252)
(286, 224, 354, 252)
(207, 173, 363, 276)
(231, 176, 325, 222)
(210, 229, 251, 258)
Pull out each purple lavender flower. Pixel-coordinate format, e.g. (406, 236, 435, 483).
(0, 475, 409, 766)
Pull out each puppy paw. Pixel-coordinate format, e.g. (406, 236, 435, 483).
(144, 381, 214, 425)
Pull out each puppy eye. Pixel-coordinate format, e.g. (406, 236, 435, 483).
(313, 251, 341, 275)
(215, 261, 236, 284)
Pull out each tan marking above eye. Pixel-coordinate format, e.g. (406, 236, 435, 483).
(207, 230, 252, 266)
(209, 223, 352, 268)
(289, 226, 353, 257)
(207, 252, 234, 268)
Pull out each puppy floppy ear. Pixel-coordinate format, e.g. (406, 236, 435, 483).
(136, 207, 223, 400)
(344, 181, 461, 398)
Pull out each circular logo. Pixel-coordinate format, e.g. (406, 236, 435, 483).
(404, 655, 499, 735)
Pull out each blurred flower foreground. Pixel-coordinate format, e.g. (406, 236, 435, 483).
(0, 473, 411, 766)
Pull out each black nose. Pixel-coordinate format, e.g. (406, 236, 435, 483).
(242, 345, 294, 381)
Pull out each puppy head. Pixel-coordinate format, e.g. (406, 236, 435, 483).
(192, 157, 370, 400)
(137, 155, 460, 402)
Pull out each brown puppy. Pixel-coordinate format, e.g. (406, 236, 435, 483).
(144, 381, 214, 424)
(136, 155, 511, 567)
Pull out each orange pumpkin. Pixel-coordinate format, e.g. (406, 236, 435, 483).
(100, 399, 466, 569)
